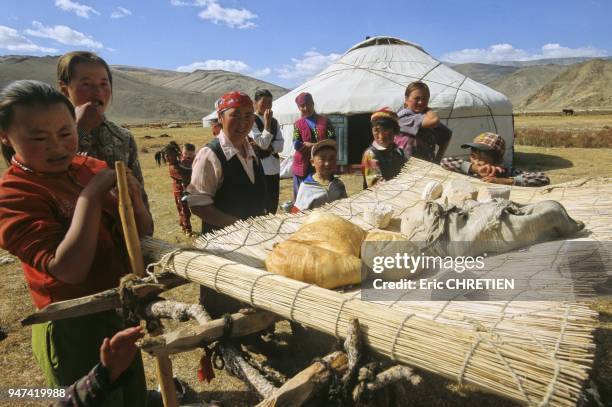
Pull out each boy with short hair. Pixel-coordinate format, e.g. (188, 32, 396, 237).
(440, 132, 550, 187)
(361, 108, 407, 188)
(294, 139, 347, 211)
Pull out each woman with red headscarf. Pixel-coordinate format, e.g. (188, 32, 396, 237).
(187, 91, 267, 234)
(291, 92, 336, 199)
(186, 91, 268, 317)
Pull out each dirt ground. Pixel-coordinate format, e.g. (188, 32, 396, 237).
(0, 118, 611, 406)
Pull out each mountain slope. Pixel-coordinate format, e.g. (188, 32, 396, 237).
(521, 59, 612, 111)
(488, 65, 568, 107)
(114, 66, 288, 99)
(451, 63, 519, 85)
(0, 56, 289, 123)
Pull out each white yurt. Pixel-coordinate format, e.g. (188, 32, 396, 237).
(206, 36, 515, 169)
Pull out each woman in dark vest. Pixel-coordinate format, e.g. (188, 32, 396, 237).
(361, 108, 407, 188)
(291, 92, 335, 199)
(186, 91, 267, 316)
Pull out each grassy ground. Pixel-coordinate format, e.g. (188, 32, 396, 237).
(514, 113, 612, 130)
(0, 119, 611, 406)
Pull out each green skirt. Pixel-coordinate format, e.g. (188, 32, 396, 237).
(31, 310, 147, 407)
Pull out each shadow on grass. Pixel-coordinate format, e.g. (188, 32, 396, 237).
(514, 151, 574, 172)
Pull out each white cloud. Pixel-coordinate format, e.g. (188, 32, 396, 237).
(170, 0, 257, 29)
(198, 2, 257, 29)
(0, 25, 58, 53)
(176, 59, 270, 78)
(276, 50, 341, 81)
(111, 7, 132, 19)
(170, 0, 208, 5)
(106, 47, 117, 52)
(536, 43, 607, 59)
(25, 21, 103, 49)
(441, 43, 608, 64)
(55, 0, 99, 19)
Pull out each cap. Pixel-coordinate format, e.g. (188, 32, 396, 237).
(461, 132, 505, 158)
(311, 139, 337, 159)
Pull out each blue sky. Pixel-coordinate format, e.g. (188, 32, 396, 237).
(1, 0, 610, 87)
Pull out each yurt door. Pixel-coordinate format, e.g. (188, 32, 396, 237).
(328, 115, 348, 165)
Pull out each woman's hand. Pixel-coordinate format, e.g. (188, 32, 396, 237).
(75, 101, 104, 134)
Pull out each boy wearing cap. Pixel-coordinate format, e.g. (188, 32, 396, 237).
(292, 92, 336, 199)
(293, 139, 347, 211)
(361, 108, 408, 188)
(440, 132, 550, 187)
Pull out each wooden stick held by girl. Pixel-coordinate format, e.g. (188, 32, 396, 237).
(0, 80, 151, 406)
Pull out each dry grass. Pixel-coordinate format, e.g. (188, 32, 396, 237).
(0, 118, 610, 406)
(514, 113, 612, 129)
(514, 113, 612, 148)
(515, 127, 612, 148)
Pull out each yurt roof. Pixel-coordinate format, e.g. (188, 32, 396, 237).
(269, 36, 512, 125)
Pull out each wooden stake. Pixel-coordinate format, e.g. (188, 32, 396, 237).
(115, 161, 178, 407)
(256, 351, 348, 407)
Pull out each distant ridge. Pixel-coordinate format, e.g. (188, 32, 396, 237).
(0, 55, 289, 124)
(521, 59, 612, 111)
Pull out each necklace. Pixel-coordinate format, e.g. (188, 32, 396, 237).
(11, 156, 33, 173)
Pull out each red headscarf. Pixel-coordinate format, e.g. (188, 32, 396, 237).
(295, 92, 314, 107)
(217, 91, 253, 113)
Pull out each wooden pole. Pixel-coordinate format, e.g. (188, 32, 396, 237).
(115, 161, 178, 407)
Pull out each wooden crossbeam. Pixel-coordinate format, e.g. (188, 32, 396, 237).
(140, 310, 278, 357)
(20, 272, 186, 326)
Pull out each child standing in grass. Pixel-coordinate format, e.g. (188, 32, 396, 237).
(0, 80, 151, 406)
(155, 141, 193, 235)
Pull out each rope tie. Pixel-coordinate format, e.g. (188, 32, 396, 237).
(334, 299, 350, 338)
(457, 336, 482, 385)
(212, 262, 238, 293)
(538, 361, 561, 407)
(483, 336, 531, 404)
(289, 284, 312, 321)
(145, 248, 182, 277)
(211, 313, 234, 370)
(390, 313, 415, 360)
(249, 274, 272, 306)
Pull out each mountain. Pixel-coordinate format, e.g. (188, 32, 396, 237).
(488, 65, 568, 107)
(452, 63, 519, 85)
(114, 66, 288, 98)
(521, 59, 612, 111)
(0, 55, 289, 124)
(489, 56, 612, 68)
